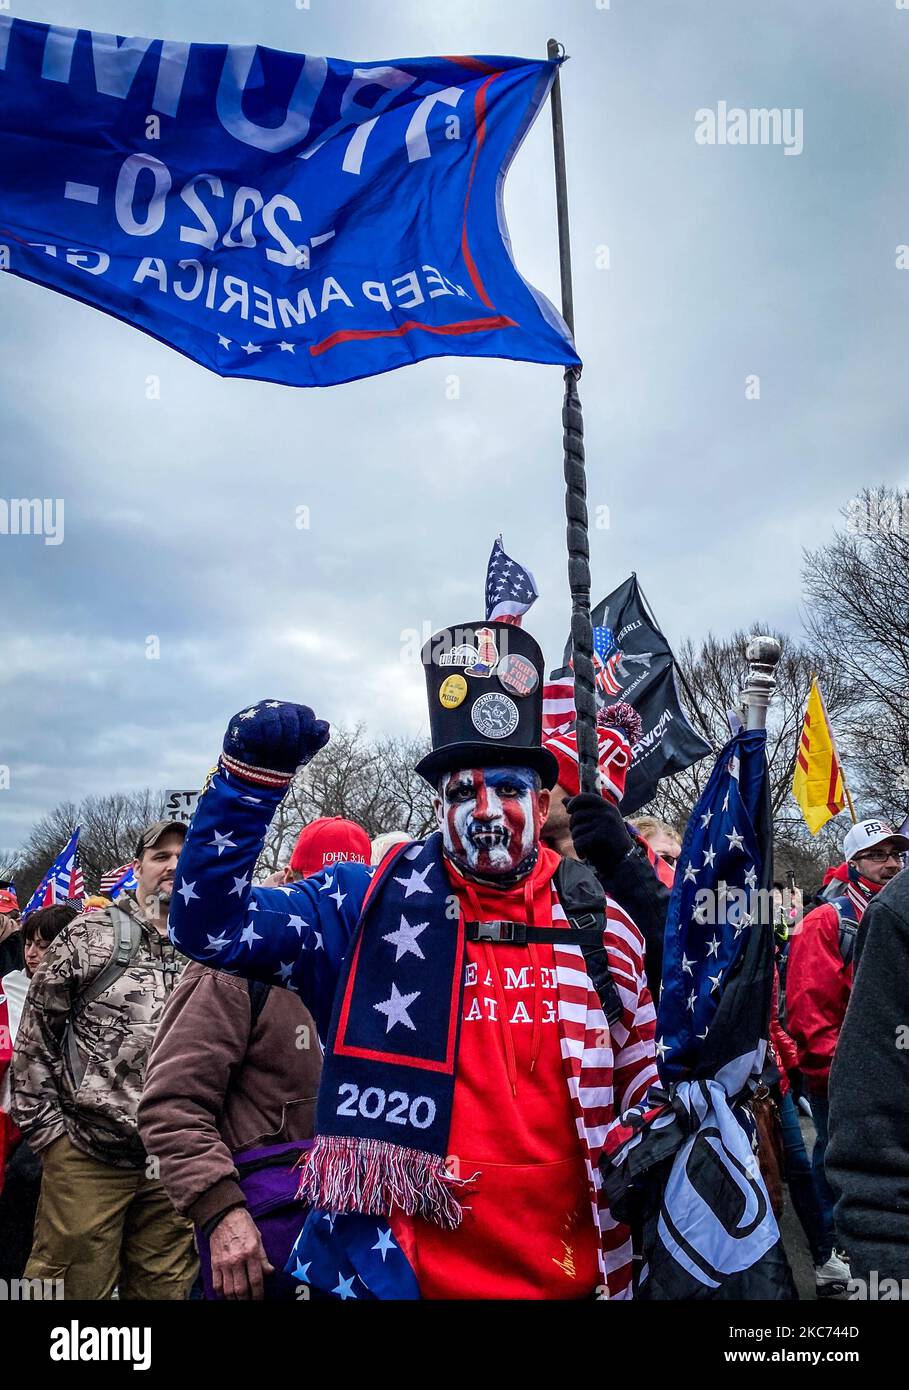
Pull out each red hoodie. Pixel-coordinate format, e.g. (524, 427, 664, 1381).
(388, 846, 602, 1299)
(786, 870, 879, 1095)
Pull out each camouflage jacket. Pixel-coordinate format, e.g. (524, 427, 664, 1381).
(10, 894, 186, 1169)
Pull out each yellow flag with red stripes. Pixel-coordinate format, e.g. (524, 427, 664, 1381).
(792, 677, 846, 834)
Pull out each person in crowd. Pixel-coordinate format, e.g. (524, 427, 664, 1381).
(787, 816, 908, 1295)
(543, 704, 672, 993)
(20, 903, 80, 979)
(10, 820, 197, 1299)
(139, 825, 363, 1300)
(827, 867, 909, 1293)
(771, 879, 804, 1022)
(371, 830, 412, 865)
(169, 622, 659, 1301)
(0, 904, 78, 1279)
(259, 817, 371, 886)
(627, 816, 682, 873)
(0, 885, 23, 976)
(279, 816, 371, 884)
(767, 960, 829, 1284)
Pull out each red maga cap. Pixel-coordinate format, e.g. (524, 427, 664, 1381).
(544, 702, 642, 804)
(289, 817, 371, 878)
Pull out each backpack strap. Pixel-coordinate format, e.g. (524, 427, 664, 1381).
(65, 906, 142, 1090)
(465, 922, 604, 945)
(555, 858, 624, 1027)
(247, 978, 271, 1034)
(829, 895, 859, 969)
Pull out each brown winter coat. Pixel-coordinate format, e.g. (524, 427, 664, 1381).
(138, 962, 321, 1228)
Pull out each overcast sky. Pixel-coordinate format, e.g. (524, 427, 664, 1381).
(1, 0, 906, 851)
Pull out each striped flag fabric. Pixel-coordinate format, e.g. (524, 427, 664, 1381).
(541, 670, 576, 739)
(99, 863, 138, 899)
(542, 625, 616, 733)
(484, 536, 538, 626)
(792, 677, 847, 834)
(21, 829, 84, 918)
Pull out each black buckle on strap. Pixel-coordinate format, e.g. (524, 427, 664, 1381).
(465, 921, 527, 945)
(568, 910, 599, 932)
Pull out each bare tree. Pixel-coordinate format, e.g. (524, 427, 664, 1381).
(78, 790, 166, 881)
(14, 789, 165, 903)
(0, 850, 23, 884)
(258, 726, 434, 875)
(639, 626, 859, 884)
(802, 485, 909, 822)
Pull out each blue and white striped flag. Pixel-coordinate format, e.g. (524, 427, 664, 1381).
(21, 828, 84, 918)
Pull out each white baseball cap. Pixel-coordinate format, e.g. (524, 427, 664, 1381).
(843, 818, 909, 862)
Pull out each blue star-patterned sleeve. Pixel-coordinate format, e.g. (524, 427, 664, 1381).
(168, 765, 371, 1035)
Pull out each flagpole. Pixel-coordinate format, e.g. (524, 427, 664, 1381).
(547, 38, 599, 795)
(742, 637, 782, 731)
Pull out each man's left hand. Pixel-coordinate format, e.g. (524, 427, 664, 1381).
(568, 793, 634, 872)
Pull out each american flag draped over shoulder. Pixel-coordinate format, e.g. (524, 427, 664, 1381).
(21, 829, 84, 919)
(484, 536, 538, 626)
(600, 729, 797, 1300)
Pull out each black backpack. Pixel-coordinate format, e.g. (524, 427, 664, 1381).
(828, 894, 860, 968)
(247, 977, 271, 1032)
(64, 905, 180, 1089)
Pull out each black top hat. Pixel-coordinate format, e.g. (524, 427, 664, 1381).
(415, 620, 559, 789)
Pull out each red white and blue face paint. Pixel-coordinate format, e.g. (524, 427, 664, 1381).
(436, 766, 543, 879)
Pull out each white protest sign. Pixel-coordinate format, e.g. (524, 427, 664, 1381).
(164, 789, 201, 824)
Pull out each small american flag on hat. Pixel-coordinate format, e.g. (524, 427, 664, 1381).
(485, 536, 538, 626)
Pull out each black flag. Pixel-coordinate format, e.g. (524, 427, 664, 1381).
(544, 574, 712, 813)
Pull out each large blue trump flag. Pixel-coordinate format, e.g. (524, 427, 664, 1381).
(0, 18, 579, 387)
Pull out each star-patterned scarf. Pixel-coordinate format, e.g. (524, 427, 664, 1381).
(298, 833, 473, 1228)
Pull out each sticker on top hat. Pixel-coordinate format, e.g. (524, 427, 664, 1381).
(465, 626, 499, 678)
(497, 653, 539, 698)
(439, 674, 468, 710)
(471, 691, 519, 740)
(440, 643, 479, 668)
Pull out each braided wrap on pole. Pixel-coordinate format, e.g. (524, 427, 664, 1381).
(562, 367, 599, 795)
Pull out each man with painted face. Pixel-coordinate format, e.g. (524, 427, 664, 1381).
(169, 622, 658, 1300)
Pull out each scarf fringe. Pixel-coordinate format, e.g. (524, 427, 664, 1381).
(297, 1135, 473, 1230)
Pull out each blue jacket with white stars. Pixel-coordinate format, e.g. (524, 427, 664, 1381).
(168, 765, 372, 1039)
(170, 764, 432, 1299)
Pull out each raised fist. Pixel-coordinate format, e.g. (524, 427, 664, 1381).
(221, 700, 330, 788)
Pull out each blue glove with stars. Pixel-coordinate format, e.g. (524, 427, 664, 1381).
(221, 700, 330, 789)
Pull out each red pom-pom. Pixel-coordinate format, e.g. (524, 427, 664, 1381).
(599, 700, 642, 745)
